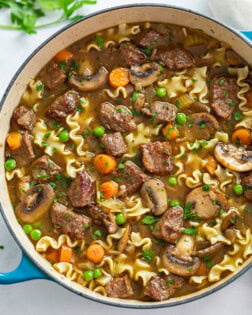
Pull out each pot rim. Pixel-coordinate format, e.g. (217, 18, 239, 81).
(0, 3, 251, 309)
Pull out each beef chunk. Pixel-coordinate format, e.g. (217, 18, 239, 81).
(67, 171, 95, 207)
(119, 42, 146, 66)
(99, 102, 136, 132)
(133, 93, 145, 111)
(153, 48, 194, 70)
(11, 106, 36, 131)
(152, 206, 184, 243)
(144, 274, 184, 301)
(100, 132, 127, 156)
(10, 132, 35, 166)
(210, 76, 239, 119)
(50, 203, 90, 240)
(134, 29, 166, 47)
(141, 101, 177, 122)
(31, 155, 61, 181)
(105, 275, 134, 298)
(242, 172, 252, 201)
(87, 205, 117, 234)
(46, 90, 80, 121)
(41, 62, 67, 90)
(141, 141, 173, 175)
(113, 161, 148, 197)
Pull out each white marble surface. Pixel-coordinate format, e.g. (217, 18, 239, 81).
(0, 0, 251, 314)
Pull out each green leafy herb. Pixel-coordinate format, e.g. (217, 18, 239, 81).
(202, 184, 211, 191)
(167, 278, 174, 286)
(0, 245, 4, 250)
(233, 111, 243, 121)
(0, 0, 96, 34)
(183, 202, 201, 221)
(141, 215, 159, 225)
(182, 226, 197, 236)
(95, 34, 105, 49)
(92, 229, 102, 240)
(142, 249, 155, 262)
(203, 256, 213, 268)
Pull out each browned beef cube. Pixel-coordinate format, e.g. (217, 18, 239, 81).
(67, 171, 95, 207)
(105, 275, 134, 298)
(113, 161, 148, 197)
(11, 106, 36, 131)
(99, 102, 136, 132)
(87, 205, 117, 234)
(100, 132, 127, 156)
(46, 90, 80, 121)
(10, 132, 35, 166)
(134, 29, 166, 47)
(144, 274, 184, 301)
(141, 101, 177, 122)
(152, 207, 184, 243)
(242, 172, 252, 201)
(31, 155, 61, 181)
(210, 77, 239, 119)
(41, 62, 67, 90)
(50, 203, 90, 240)
(153, 48, 194, 70)
(141, 141, 173, 175)
(119, 42, 146, 66)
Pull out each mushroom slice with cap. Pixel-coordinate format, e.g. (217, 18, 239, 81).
(15, 184, 55, 223)
(196, 242, 224, 257)
(129, 62, 161, 88)
(187, 112, 219, 141)
(118, 223, 130, 253)
(185, 186, 227, 220)
(69, 66, 108, 91)
(140, 178, 167, 215)
(161, 235, 201, 276)
(214, 142, 252, 172)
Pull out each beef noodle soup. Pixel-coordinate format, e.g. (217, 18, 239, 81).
(4, 22, 252, 301)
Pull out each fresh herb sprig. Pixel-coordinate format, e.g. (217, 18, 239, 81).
(0, 0, 96, 34)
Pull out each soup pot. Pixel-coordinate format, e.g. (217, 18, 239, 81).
(0, 4, 251, 309)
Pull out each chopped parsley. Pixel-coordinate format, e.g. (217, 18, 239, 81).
(92, 230, 102, 240)
(203, 256, 213, 268)
(64, 212, 71, 218)
(182, 226, 197, 236)
(141, 215, 159, 225)
(233, 111, 243, 121)
(183, 202, 200, 221)
(0, 245, 4, 250)
(202, 184, 211, 191)
(118, 163, 125, 169)
(95, 35, 105, 49)
(167, 278, 174, 286)
(142, 249, 155, 262)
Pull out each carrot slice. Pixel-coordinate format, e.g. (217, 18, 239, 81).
(7, 131, 22, 150)
(46, 249, 59, 263)
(205, 155, 217, 175)
(59, 245, 73, 263)
(86, 244, 104, 263)
(162, 123, 179, 140)
(99, 180, 118, 199)
(55, 49, 73, 63)
(109, 67, 130, 88)
(93, 154, 117, 174)
(232, 128, 251, 145)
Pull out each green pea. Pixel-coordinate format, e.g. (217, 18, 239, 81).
(131, 91, 140, 102)
(93, 268, 102, 279)
(170, 199, 180, 207)
(168, 177, 177, 186)
(176, 113, 187, 125)
(59, 130, 69, 143)
(156, 87, 167, 98)
(5, 159, 16, 171)
(83, 270, 94, 281)
(30, 229, 42, 241)
(233, 184, 243, 195)
(93, 126, 105, 137)
(115, 213, 126, 225)
(23, 224, 33, 234)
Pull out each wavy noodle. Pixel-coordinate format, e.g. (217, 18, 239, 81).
(5, 168, 24, 181)
(95, 227, 125, 252)
(185, 66, 208, 103)
(214, 165, 234, 191)
(32, 119, 71, 156)
(36, 234, 85, 252)
(235, 109, 252, 129)
(158, 75, 187, 98)
(202, 172, 219, 189)
(65, 158, 85, 178)
(103, 86, 128, 99)
(178, 169, 202, 188)
(154, 256, 169, 275)
(53, 262, 85, 284)
(124, 123, 161, 158)
(22, 79, 43, 105)
(123, 195, 151, 217)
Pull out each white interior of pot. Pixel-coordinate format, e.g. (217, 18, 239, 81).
(0, 5, 251, 308)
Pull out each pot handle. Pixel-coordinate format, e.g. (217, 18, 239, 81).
(0, 252, 48, 284)
(240, 31, 252, 41)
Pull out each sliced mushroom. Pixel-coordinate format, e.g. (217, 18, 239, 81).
(129, 62, 161, 88)
(140, 178, 167, 215)
(226, 50, 243, 66)
(15, 184, 55, 223)
(187, 112, 219, 141)
(224, 229, 237, 243)
(118, 224, 130, 253)
(185, 186, 227, 220)
(161, 235, 200, 276)
(196, 242, 224, 257)
(214, 142, 252, 172)
(221, 211, 237, 230)
(69, 66, 108, 91)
